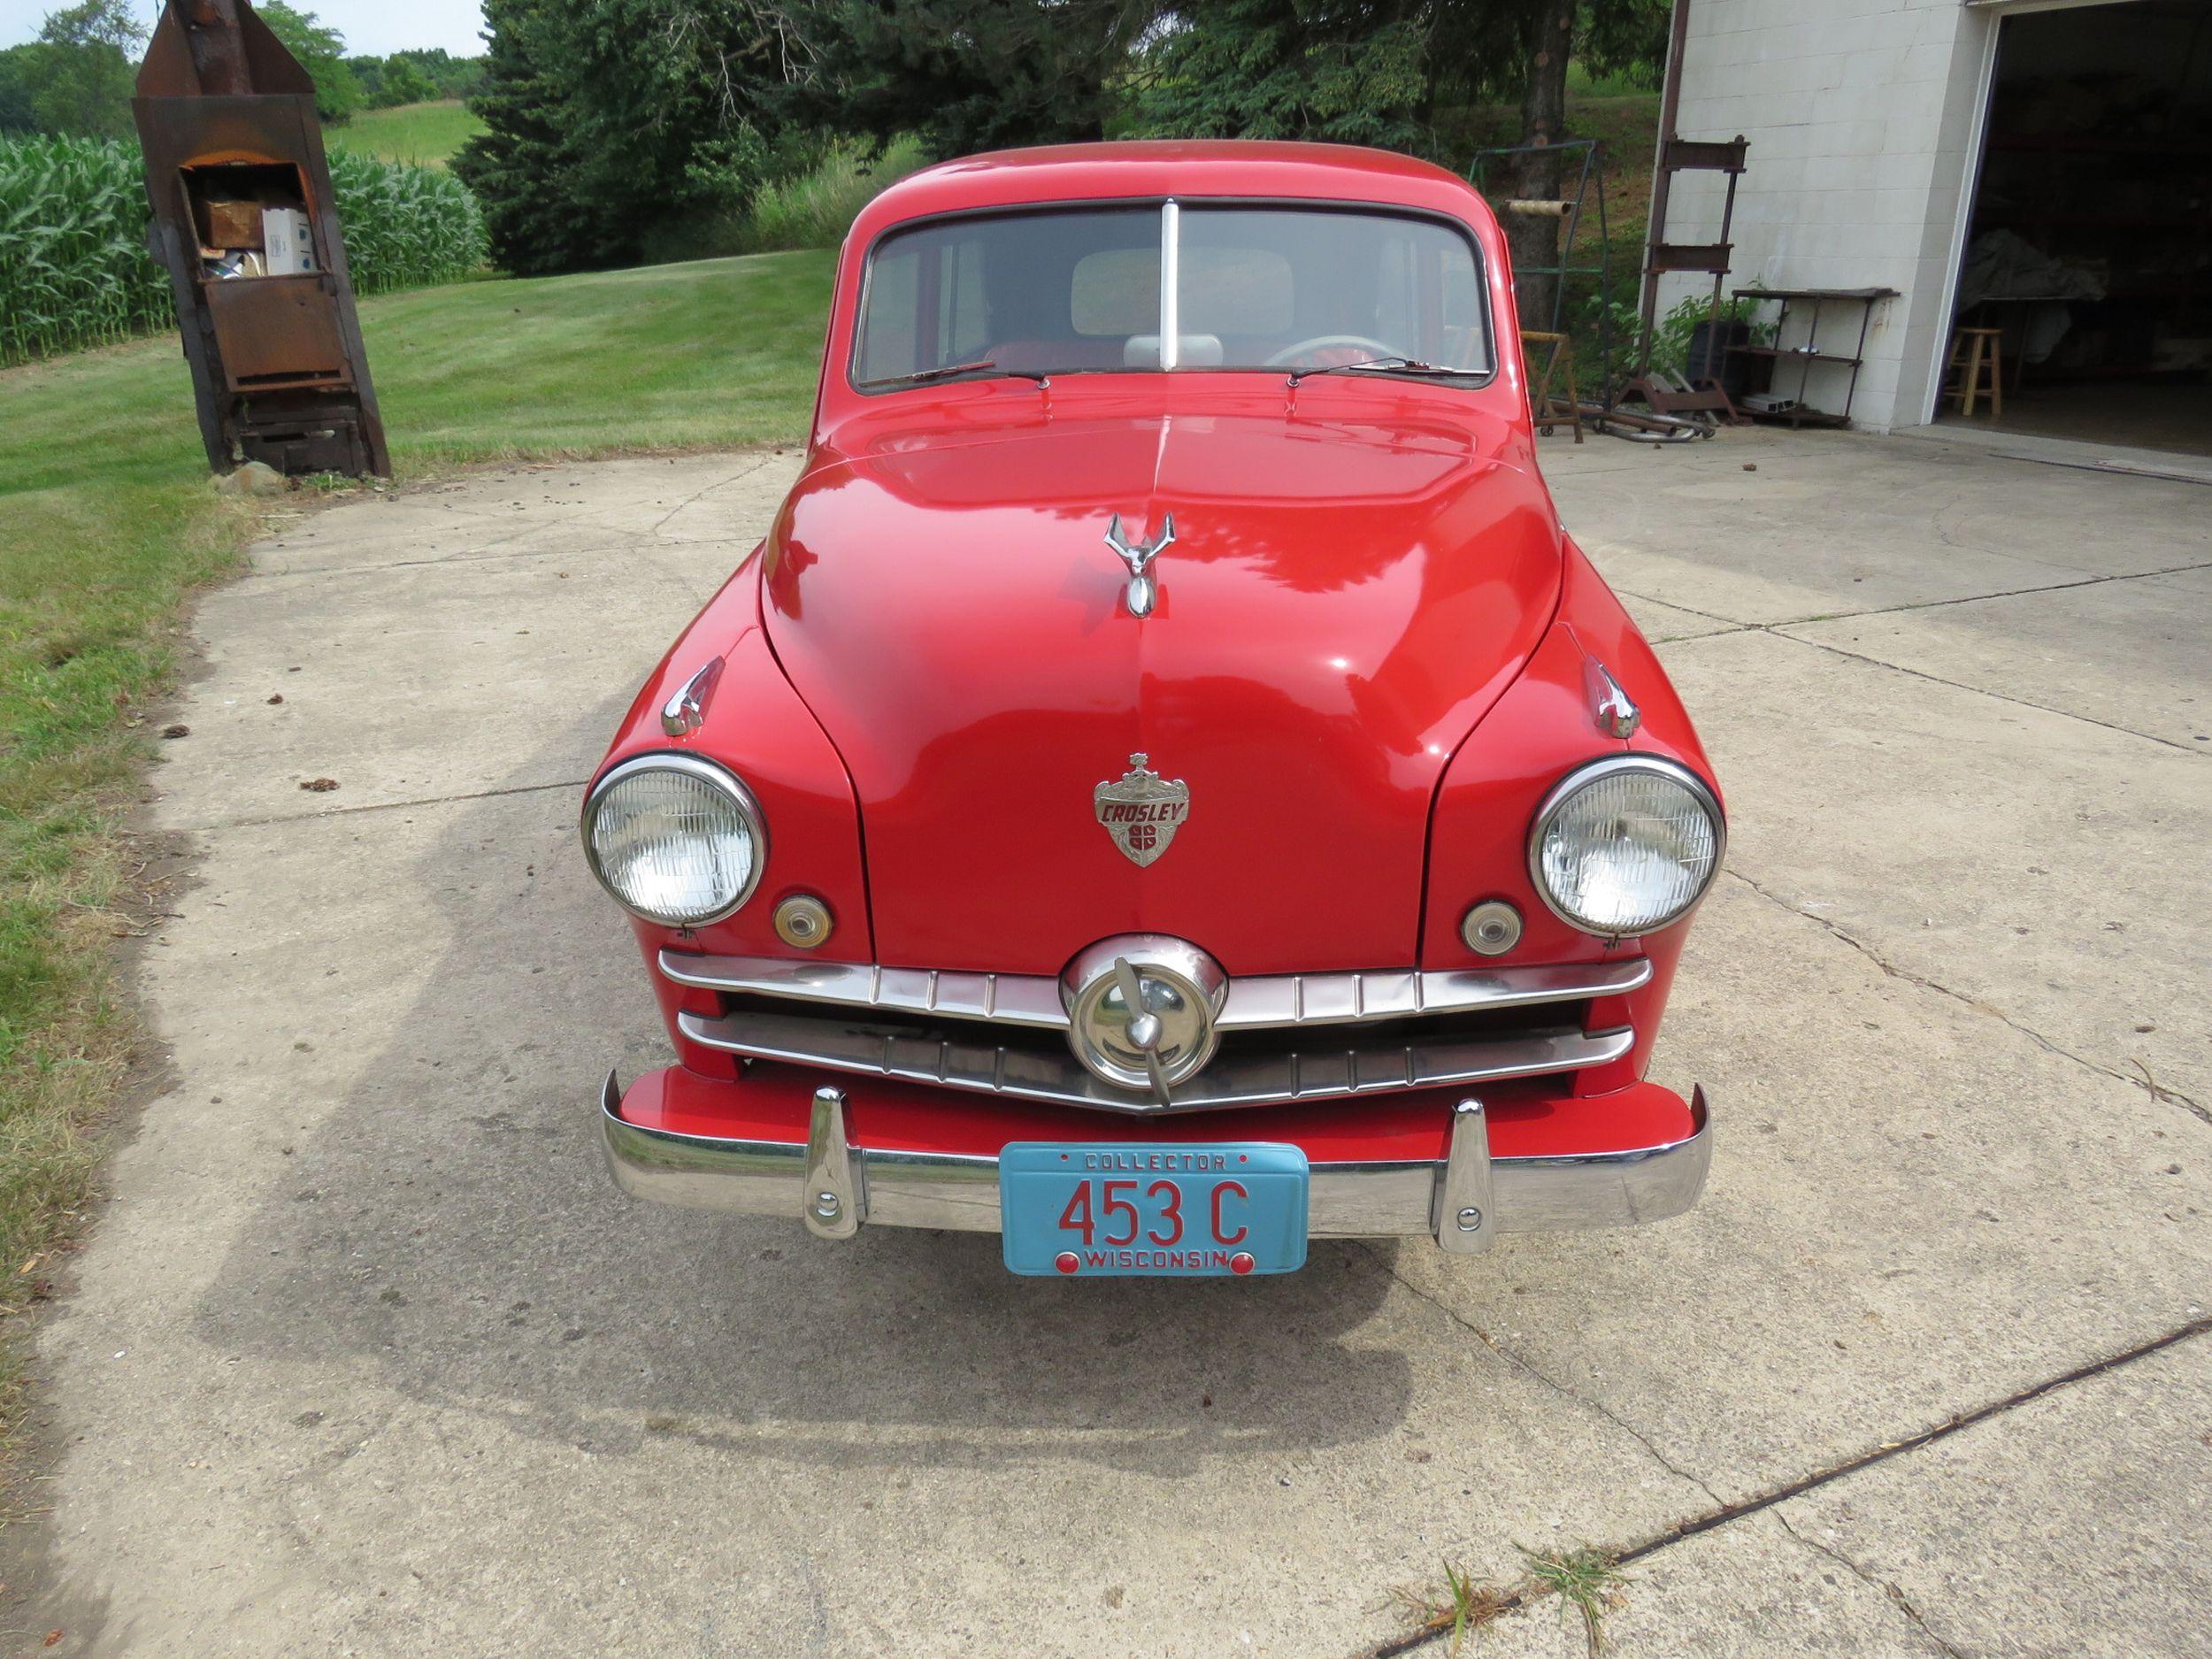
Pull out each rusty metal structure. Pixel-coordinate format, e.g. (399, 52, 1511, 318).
(133, 0, 389, 477)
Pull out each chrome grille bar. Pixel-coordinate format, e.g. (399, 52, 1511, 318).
(676, 1008, 1634, 1115)
(658, 950, 1650, 1032)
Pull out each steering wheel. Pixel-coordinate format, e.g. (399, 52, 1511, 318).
(1263, 334, 1400, 369)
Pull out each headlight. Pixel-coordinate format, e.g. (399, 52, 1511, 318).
(1528, 756, 1723, 937)
(582, 754, 766, 926)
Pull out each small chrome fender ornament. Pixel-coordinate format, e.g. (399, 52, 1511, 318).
(1093, 752, 1189, 867)
(1103, 511, 1174, 618)
(660, 656, 725, 737)
(1586, 658, 1641, 739)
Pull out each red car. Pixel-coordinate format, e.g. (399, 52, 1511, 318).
(588, 142, 1722, 1277)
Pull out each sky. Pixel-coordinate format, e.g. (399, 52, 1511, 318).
(0, 0, 488, 59)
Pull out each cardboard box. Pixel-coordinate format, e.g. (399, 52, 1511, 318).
(196, 196, 264, 250)
(262, 205, 316, 274)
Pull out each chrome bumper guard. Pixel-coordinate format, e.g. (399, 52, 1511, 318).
(598, 1073, 1711, 1248)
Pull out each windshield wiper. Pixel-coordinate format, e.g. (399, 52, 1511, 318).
(1285, 355, 1475, 388)
(857, 358, 1050, 389)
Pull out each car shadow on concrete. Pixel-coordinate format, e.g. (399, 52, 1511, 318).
(188, 696, 1412, 1479)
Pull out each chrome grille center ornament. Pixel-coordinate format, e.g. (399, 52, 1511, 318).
(1061, 935, 1228, 1100)
(1094, 752, 1189, 867)
(1103, 511, 1174, 618)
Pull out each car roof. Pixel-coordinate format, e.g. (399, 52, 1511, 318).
(850, 140, 1494, 244)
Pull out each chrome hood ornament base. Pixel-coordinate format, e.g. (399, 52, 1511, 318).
(1103, 511, 1174, 618)
(1060, 934, 1228, 1101)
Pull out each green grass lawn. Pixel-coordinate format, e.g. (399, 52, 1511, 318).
(0, 248, 831, 1421)
(326, 99, 488, 170)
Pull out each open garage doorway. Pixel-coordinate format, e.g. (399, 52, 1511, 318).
(1943, 0, 2212, 456)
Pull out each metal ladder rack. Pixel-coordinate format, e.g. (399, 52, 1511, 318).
(1623, 134, 1750, 422)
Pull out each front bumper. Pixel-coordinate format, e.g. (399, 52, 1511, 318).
(599, 1067, 1711, 1251)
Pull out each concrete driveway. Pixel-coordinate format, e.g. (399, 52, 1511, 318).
(16, 428, 2211, 1657)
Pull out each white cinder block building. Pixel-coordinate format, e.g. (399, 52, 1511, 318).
(1657, 0, 2210, 453)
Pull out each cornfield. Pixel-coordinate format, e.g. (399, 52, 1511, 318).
(0, 134, 489, 365)
(325, 149, 488, 296)
(0, 136, 170, 364)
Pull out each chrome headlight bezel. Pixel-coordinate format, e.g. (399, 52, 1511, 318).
(581, 752, 768, 928)
(1526, 755, 1725, 940)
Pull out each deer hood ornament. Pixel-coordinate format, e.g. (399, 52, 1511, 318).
(1103, 512, 1174, 618)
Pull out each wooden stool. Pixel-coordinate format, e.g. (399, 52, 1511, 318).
(1947, 326, 2003, 419)
(1522, 330, 1583, 442)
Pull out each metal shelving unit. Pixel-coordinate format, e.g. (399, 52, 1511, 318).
(1725, 287, 1898, 429)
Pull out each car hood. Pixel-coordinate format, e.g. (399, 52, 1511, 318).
(762, 406, 1561, 974)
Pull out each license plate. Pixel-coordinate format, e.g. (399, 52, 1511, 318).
(999, 1143, 1310, 1277)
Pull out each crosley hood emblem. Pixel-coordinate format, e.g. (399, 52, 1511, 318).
(1103, 512, 1174, 618)
(1093, 753, 1189, 867)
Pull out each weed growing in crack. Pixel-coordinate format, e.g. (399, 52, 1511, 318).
(1521, 1546, 1628, 1655)
(1387, 1559, 1511, 1656)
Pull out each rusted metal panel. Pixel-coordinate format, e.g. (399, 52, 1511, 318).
(203, 274, 349, 388)
(132, 0, 389, 478)
(1646, 242, 1734, 274)
(1661, 138, 1748, 175)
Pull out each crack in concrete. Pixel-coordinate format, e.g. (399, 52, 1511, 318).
(1977, 448, 2212, 488)
(1777, 630, 2208, 757)
(1724, 867, 2210, 1127)
(649, 457, 779, 538)
(1624, 555, 2212, 639)
(1634, 577, 2211, 756)
(174, 776, 589, 833)
(1772, 1509, 1967, 1659)
(1364, 1246, 1726, 1509)
(1811, 558, 2212, 624)
(245, 541, 695, 580)
(1352, 1313, 2212, 1658)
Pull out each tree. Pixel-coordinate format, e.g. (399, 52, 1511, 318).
(23, 0, 143, 141)
(1502, 0, 1576, 331)
(257, 2, 365, 124)
(813, 0, 1160, 155)
(454, 0, 605, 273)
(1128, 0, 1670, 326)
(379, 58, 435, 105)
(1455, 0, 1671, 328)
(353, 48, 487, 110)
(1135, 0, 1428, 150)
(450, 0, 1665, 280)
(1576, 0, 1671, 91)
(460, 0, 829, 273)
(0, 45, 43, 135)
(348, 53, 388, 104)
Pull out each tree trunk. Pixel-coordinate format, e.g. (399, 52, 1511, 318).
(1506, 0, 1576, 335)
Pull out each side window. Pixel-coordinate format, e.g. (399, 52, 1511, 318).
(856, 245, 921, 381)
(856, 238, 991, 380)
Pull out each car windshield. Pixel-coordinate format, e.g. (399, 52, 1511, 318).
(852, 204, 1493, 386)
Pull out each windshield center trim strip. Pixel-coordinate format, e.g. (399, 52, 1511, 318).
(1159, 199, 1180, 371)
